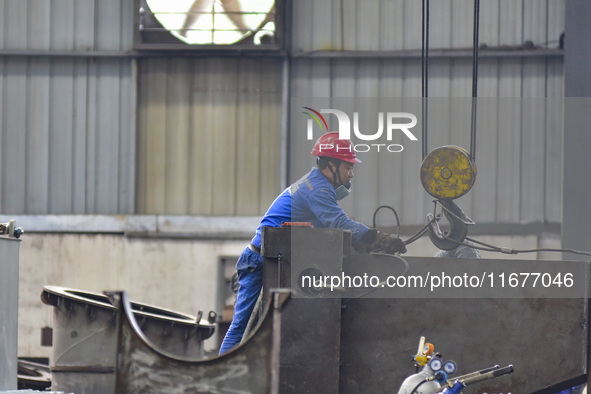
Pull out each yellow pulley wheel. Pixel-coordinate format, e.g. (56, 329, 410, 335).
(420, 146, 476, 200)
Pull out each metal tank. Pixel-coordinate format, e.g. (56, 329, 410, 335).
(41, 285, 216, 394)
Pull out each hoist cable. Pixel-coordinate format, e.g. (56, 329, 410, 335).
(422, 1, 480, 161)
(469, 0, 480, 161)
(421, 0, 430, 160)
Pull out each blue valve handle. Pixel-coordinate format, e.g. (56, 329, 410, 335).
(14, 227, 23, 238)
(438, 381, 465, 394)
(434, 371, 448, 383)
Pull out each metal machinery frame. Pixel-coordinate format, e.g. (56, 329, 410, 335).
(260, 226, 588, 393)
(111, 227, 589, 393)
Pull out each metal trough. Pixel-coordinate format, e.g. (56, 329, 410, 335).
(41, 285, 215, 394)
(17, 359, 51, 391)
(112, 289, 287, 394)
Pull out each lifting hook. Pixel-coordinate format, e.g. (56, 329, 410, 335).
(427, 199, 474, 251)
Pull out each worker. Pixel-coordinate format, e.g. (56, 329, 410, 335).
(218, 132, 407, 355)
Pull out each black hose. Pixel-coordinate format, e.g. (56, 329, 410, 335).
(372, 205, 401, 237)
(410, 378, 432, 394)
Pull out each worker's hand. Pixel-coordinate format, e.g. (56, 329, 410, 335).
(372, 231, 407, 254)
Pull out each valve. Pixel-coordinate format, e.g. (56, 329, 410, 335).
(413, 337, 435, 366)
(399, 338, 512, 394)
(398, 337, 458, 394)
(438, 380, 465, 394)
(443, 360, 457, 375)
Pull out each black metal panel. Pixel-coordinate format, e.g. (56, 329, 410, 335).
(262, 226, 348, 394)
(339, 257, 588, 393)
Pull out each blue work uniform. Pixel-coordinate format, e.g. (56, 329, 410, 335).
(219, 167, 370, 354)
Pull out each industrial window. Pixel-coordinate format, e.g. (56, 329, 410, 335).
(135, 0, 283, 50)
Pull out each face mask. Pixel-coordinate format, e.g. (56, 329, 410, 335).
(335, 182, 351, 200)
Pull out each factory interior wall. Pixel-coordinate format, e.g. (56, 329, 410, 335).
(17, 230, 561, 360)
(18, 233, 246, 359)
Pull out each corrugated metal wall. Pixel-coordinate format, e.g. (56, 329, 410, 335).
(0, 0, 133, 51)
(288, 0, 565, 227)
(0, 57, 135, 214)
(136, 57, 282, 215)
(289, 58, 564, 226)
(291, 0, 564, 53)
(0, 0, 135, 214)
(0, 0, 566, 223)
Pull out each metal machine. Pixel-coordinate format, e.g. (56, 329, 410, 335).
(100, 226, 590, 393)
(42, 285, 216, 394)
(397, 337, 513, 394)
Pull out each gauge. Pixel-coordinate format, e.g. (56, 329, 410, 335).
(423, 343, 434, 355)
(443, 360, 457, 374)
(429, 358, 442, 371)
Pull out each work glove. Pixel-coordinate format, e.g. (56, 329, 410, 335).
(371, 231, 407, 254)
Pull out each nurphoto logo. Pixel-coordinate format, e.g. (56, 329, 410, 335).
(303, 107, 419, 153)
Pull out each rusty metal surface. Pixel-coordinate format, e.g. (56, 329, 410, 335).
(113, 290, 288, 394)
(262, 227, 348, 394)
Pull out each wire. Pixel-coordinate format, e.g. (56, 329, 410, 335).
(443, 235, 591, 257)
(465, 236, 591, 257)
(370, 252, 410, 275)
(404, 218, 435, 245)
(512, 248, 591, 256)
(371, 204, 437, 245)
(370, 204, 591, 257)
(372, 205, 401, 237)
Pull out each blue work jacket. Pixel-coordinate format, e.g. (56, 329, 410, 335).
(250, 167, 369, 248)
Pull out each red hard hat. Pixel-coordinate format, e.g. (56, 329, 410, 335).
(310, 132, 361, 163)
